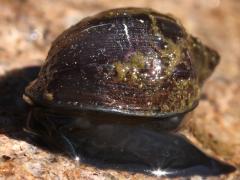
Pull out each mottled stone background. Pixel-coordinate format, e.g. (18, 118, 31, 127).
(0, 0, 239, 179)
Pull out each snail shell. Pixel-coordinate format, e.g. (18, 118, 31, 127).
(24, 8, 219, 117)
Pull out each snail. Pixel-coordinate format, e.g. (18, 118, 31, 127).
(22, 7, 234, 174)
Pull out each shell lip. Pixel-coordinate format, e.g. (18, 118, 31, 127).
(23, 93, 199, 118)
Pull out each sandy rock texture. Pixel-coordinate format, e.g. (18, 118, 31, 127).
(0, 0, 239, 179)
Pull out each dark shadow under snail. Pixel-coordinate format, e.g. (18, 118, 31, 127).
(21, 8, 235, 176)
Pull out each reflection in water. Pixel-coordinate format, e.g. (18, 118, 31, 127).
(27, 111, 235, 177)
(0, 66, 236, 177)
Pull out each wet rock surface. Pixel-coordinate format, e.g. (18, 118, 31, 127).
(0, 0, 239, 179)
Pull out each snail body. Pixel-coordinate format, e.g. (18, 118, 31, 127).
(23, 8, 223, 171)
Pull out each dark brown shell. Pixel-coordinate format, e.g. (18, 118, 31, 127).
(24, 8, 219, 117)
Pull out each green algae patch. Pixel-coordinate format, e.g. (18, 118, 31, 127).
(114, 51, 146, 83)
